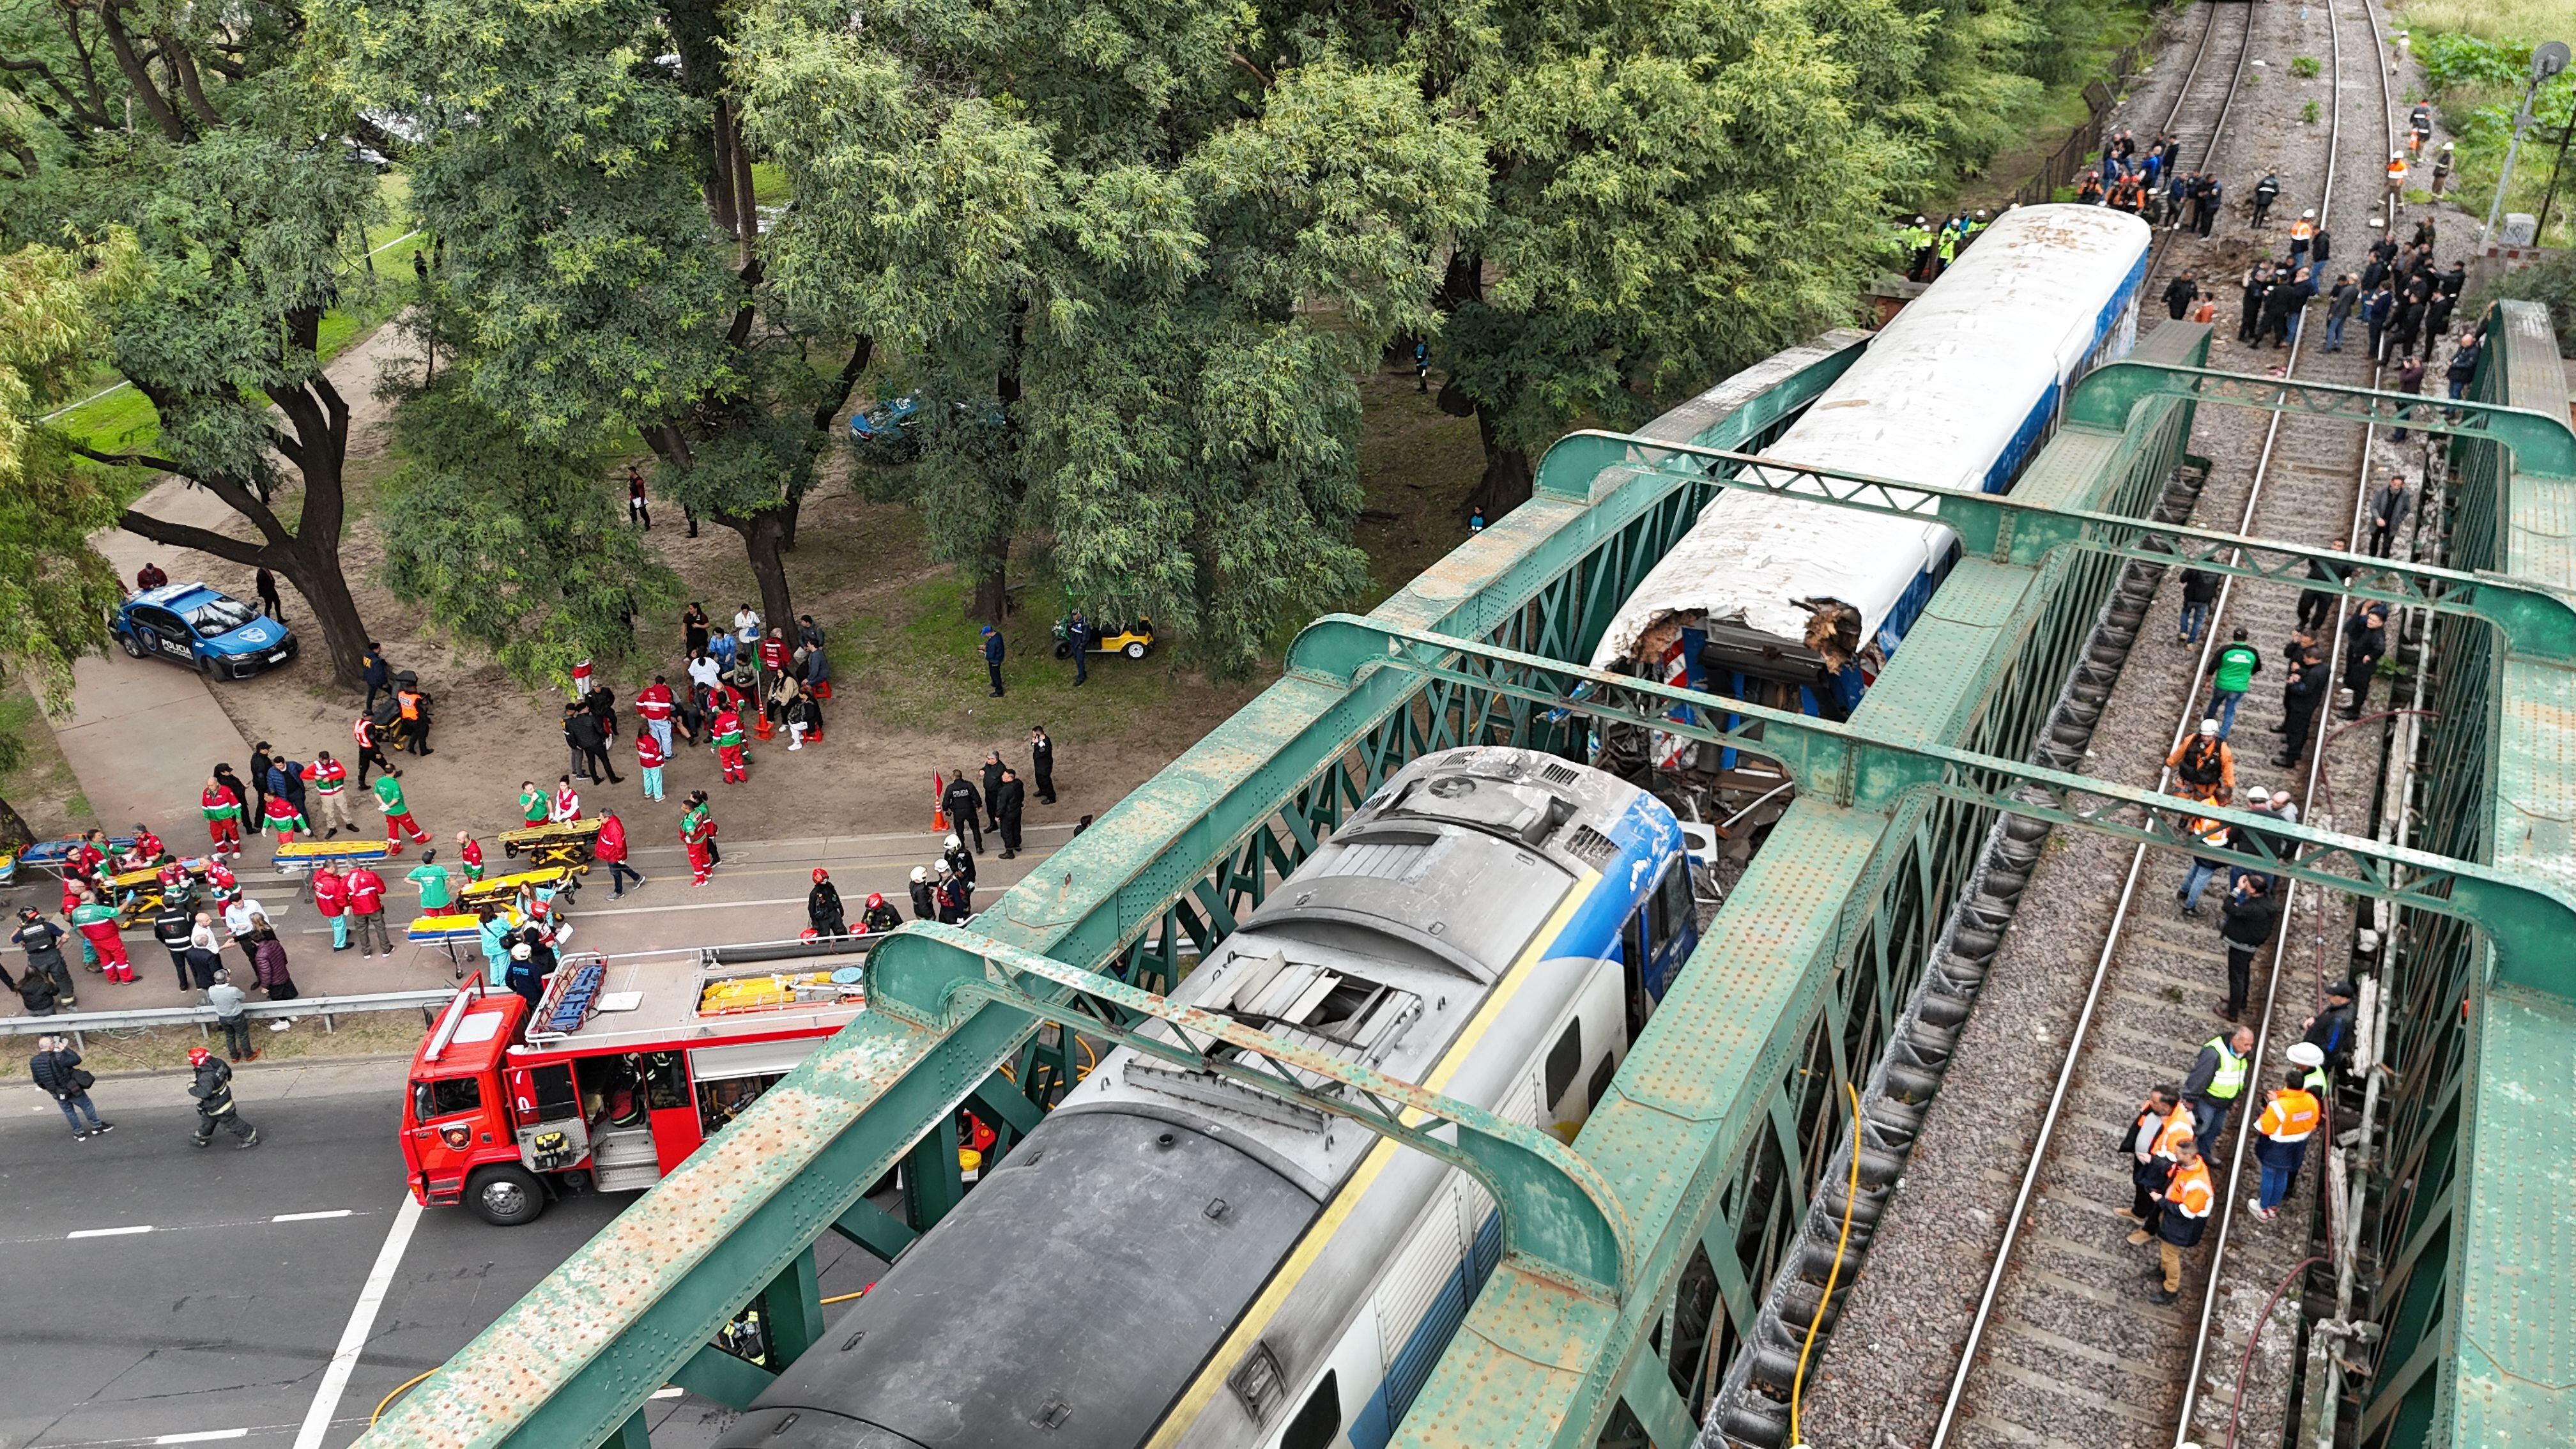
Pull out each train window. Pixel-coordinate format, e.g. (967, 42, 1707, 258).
(1586, 1054, 1617, 1113)
(1545, 1020, 1583, 1111)
(413, 1076, 480, 1121)
(1653, 862, 1692, 942)
(1281, 1371, 1341, 1449)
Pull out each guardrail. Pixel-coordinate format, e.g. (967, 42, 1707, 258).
(2, 988, 456, 1048)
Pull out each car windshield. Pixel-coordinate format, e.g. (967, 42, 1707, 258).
(187, 598, 259, 638)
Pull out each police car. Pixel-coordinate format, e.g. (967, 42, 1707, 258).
(110, 583, 298, 679)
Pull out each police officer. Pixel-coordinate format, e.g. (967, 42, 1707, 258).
(943, 774, 985, 852)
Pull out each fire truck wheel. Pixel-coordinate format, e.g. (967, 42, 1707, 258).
(467, 1164, 546, 1226)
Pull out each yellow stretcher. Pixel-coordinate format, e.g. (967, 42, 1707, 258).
(273, 838, 392, 868)
(459, 866, 581, 912)
(697, 970, 863, 1016)
(498, 818, 602, 868)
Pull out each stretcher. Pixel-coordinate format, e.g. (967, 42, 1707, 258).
(459, 866, 583, 913)
(18, 835, 139, 882)
(498, 818, 602, 869)
(272, 838, 393, 870)
(106, 859, 217, 927)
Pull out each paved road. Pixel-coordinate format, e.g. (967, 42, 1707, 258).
(0, 1057, 887, 1448)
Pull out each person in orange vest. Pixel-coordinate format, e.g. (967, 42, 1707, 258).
(2146, 1140, 2214, 1304)
(351, 713, 399, 787)
(2385, 151, 2408, 197)
(709, 702, 749, 784)
(302, 751, 355, 837)
(2249, 1069, 2322, 1221)
(2119, 1084, 2184, 1227)
(394, 675, 435, 756)
(203, 776, 247, 858)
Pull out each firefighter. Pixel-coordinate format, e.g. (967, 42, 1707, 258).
(709, 701, 749, 784)
(908, 865, 936, 921)
(808, 869, 847, 937)
(302, 751, 355, 837)
(682, 792, 719, 886)
(374, 772, 433, 853)
(187, 1046, 260, 1149)
(943, 833, 977, 889)
(859, 892, 902, 933)
(203, 774, 247, 858)
(2144, 1140, 2212, 1304)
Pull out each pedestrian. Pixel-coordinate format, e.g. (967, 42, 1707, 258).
(2273, 635, 2328, 769)
(569, 705, 619, 784)
(2385, 151, 2408, 199)
(2297, 538, 2350, 631)
(636, 675, 677, 756)
(596, 810, 645, 897)
(2257, 273, 2292, 350)
(808, 869, 847, 937)
(2206, 628, 2261, 738)
(992, 764, 1028, 858)
(153, 896, 195, 988)
(550, 775, 583, 825)
(733, 602, 762, 652)
(2175, 566, 2218, 645)
(2390, 355, 2425, 441)
(346, 862, 391, 957)
(2144, 1140, 2214, 1305)
(682, 601, 711, 659)
(69, 890, 131, 982)
(709, 701, 749, 784)
(2175, 807, 2231, 917)
(2363, 280, 2394, 359)
(360, 641, 392, 716)
(636, 728, 668, 801)
(2324, 273, 2357, 352)
(409, 850, 455, 917)
(2181, 1024, 2255, 1163)
(256, 567, 284, 620)
(859, 891, 902, 933)
(2215, 873, 2278, 1022)
(313, 861, 351, 953)
(908, 864, 937, 921)
(2163, 269, 2198, 321)
(31, 1035, 110, 1139)
(13, 955, 59, 1015)
(943, 773, 985, 852)
(394, 675, 434, 756)
(2166, 719, 2234, 802)
(2303, 980, 2358, 1071)
(1066, 610, 1091, 686)
(136, 560, 168, 591)
(2340, 603, 2388, 718)
(475, 906, 512, 986)
(1029, 724, 1057, 804)
(185, 912, 221, 988)
(207, 969, 256, 1061)
(199, 773, 245, 859)
(2237, 262, 2269, 343)
(187, 1046, 260, 1148)
(627, 463, 651, 529)
(981, 624, 1006, 698)
(247, 740, 275, 825)
(682, 792, 718, 886)
(12, 906, 76, 1009)
(2122, 1084, 2189, 1230)
(2425, 284, 2456, 342)
(2446, 330, 2481, 406)
(258, 778, 309, 844)
(2248, 1069, 2321, 1222)
(374, 772, 433, 852)
(2431, 141, 2453, 194)
(221, 894, 272, 977)
(2195, 175, 2220, 237)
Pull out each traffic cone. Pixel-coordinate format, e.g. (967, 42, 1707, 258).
(754, 710, 776, 742)
(932, 773, 949, 832)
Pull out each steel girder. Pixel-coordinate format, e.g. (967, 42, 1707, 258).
(2065, 358, 2576, 479)
(1533, 430, 2576, 664)
(1285, 615, 2576, 995)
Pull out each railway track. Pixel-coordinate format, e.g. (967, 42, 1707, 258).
(2142, 0, 2255, 285)
(1919, 1, 2405, 1446)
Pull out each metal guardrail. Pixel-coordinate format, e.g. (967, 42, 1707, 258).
(2, 988, 455, 1048)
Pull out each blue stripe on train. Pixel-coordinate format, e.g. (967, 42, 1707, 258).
(1347, 1211, 1508, 1449)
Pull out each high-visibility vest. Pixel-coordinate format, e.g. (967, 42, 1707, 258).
(2292, 219, 2315, 242)
(398, 689, 423, 721)
(2151, 1102, 2197, 1160)
(2388, 157, 2408, 183)
(2191, 816, 2231, 851)
(2256, 1088, 2322, 1143)
(2302, 1064, 2331, 1095)
(2199, 1037, 2250, 1100)
(2165, 1159, 2215, 1218)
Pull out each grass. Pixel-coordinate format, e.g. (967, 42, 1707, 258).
(0, 687, 100, 841)
(63, 1009, 433, 1076)
(2398, 0, 2576, 45)
(1948, 1, 2158, 212)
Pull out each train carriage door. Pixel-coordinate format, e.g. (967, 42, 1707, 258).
(1621, 906, 1650, 1042)
(1649, 859, 1696, 1002)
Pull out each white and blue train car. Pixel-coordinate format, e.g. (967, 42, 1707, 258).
(1590, 204, 2150, 735)
(721, 747, 1698, 1449)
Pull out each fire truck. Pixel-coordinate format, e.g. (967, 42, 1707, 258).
(400, 940, 878, 1225)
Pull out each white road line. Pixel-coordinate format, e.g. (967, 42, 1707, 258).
(155, 1430, 251, 1444)
(291, 1193, 422, 1449)
(68, 1225, 154, 1239)
(272, 1209, 354, 1222)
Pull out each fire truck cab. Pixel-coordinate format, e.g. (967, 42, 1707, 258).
(400, 945, 873, 1225)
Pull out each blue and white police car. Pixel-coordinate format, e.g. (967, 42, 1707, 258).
(110, 583, 298, 680)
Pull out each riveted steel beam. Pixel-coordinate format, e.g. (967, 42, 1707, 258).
(897, 921, 1635, 1296)
(2064, 358, 2576, 478)
(1286, 614, 2576, 995)
(1534, 429, 2576, 664)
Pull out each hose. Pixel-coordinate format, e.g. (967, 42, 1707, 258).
(1790, 1082, 1862, 1448)
(372, 1370, 438, 1425)
(2222, 1255, 2327, 1449)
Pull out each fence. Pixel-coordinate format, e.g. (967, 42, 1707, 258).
(2, 987, 455, 1049)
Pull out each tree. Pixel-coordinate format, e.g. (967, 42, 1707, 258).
(2, 0, 390, 684)
(378, 371, 682, 689)
(319, 0, 875, 631)
(0, 227, 138, 845)
(737, 3, 1485, 669)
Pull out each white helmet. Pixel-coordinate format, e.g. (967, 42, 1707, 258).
(2302, 208, 2315, 218)
(911, 866, 928, 883)
(944, 833, 962, 850)
(1914, 215, 1927, 225)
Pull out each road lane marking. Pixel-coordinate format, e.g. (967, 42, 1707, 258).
(155, 1430, 251, 1444)
(291, 1193, 422, 1449)
(272, 1209, 354, 1222)
(68, 1225, 153, 1239)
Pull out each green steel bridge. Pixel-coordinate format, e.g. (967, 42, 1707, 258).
(357, 301, 2576, 1449)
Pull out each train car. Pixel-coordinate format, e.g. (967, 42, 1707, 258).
(719, 746, 1698, 1449)
(1590, 205, 2150, 754)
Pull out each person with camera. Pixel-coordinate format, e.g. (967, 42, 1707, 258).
(31, 1035, 113, 1141)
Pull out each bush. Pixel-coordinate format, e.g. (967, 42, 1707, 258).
(2472, 250, 2576, 356)
(2303, 100, 2322, 123)
(2294, 56, 2322, 78)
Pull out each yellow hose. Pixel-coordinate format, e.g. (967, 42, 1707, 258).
(1790, 1082, 1863, 1448)
(372, 1370, 438, 1425)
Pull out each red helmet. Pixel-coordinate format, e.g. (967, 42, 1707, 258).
(188, 1047, 213, 1066)
(866, 893, 885, 909)
(811, 868, 829, 883)
(799, 927, 820, 940)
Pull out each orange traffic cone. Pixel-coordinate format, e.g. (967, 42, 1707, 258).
(754, 710, 776, 742)
(932, 773, 949, 832)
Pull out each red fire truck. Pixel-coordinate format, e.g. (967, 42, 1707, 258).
(400, 940, 875, 1225)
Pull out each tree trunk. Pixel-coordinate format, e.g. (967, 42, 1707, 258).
(1464, 402, 1534, 521)
(723, 510, 795, 632)
(281, 539, 374, 685)
(970, 548, 1009, 624)
(0, 793, 34, 854)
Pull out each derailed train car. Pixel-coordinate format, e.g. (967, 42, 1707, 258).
(720, 747, 1698, 1449)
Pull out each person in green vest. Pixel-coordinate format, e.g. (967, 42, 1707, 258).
(2204, 627, 2262, 739)
(374, 772, 433, 854)
(408, 851, 455, 916)
(2181, 1024, 2255, 1164)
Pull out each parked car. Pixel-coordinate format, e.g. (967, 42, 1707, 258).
(847, 394, 926, 457)
(110, 583, 298, 679)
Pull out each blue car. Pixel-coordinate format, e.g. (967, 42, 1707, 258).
(111, 583, 298, 680)
(847, 394, 925, 455)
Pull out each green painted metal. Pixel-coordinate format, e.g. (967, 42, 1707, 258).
(1286, 614, 2576, 992)
(1534, 429, 2576, 664)
(2066, 357, 2576, 479)
(897, 921, 1634, 1295)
